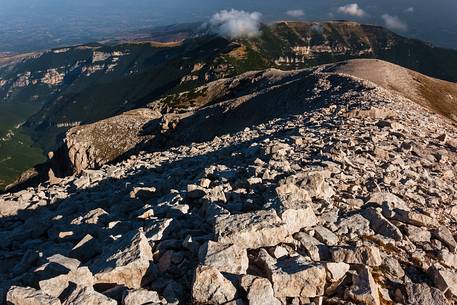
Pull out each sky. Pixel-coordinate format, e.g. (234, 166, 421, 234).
(0, 0, 457, 52)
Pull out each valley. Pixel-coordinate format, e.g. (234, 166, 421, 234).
(0, 102, 46, 189)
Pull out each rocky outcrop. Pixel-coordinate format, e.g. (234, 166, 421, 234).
(0, 61, 457, 305)
(61, 108, 161, 174)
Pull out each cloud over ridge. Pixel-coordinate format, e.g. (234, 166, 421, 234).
(382, 14, 408, 31)
(209, 9, 262, 39)
(337, 3, 366, 17)
(287, 9, 305, 17)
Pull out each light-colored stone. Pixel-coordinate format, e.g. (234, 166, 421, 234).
(192, 265, 237, 304)
(215, 210, 289, 249)
(39, 267, 94, 298)
(92, 230, 153, 288)
(332, 245, 382, 266)
(7, 286, 61, 305)
(199, 241, 249, 274)
(347, 266, 380, 305)
(62, 286, 117, 305)
(122, 288, 163, 305)
(269, 256, 326, 299)
(326, 262, 350, 282)
(241, 275, 281, 305)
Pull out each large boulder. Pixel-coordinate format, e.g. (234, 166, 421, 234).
(91, 230, 153, 288)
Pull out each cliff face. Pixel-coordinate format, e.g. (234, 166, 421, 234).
(1, 60, 457, 305)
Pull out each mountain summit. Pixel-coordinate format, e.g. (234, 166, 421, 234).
(1, 58, 457, 304)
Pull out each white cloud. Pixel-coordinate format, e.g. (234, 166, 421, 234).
(209, 9, 262, 39)
(405, 7, 414, 13)
(382, 14, 408, 31)
(287, 9, 304, 17)
(337, 3, 366, 17)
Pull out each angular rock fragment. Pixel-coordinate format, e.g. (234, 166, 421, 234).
(391, 209, 437, 227)
(69, 234, 101, 262)
(332, 245, 382, 267)
(122, 288, 163, 305)
(198, 241, 248, 274)
(214, 210, 289, 249)
(241, 275, 281, 305)
(326, 262, 350, 283)
(92, 230, 153, 288)
(432, 227, 457, 251)
(192, 266, 237, 304)
(313, 225, 339, 246)
(346, 266, 380, 305)
(268, 256, 326, 299)
(431, 266, 457, 298)
(7, 286, 61, 305)
(62, 286, 117, 305)
(362, 207, 403, 241)
(403, 283, 449, 305)
(39, 267, 94, 298)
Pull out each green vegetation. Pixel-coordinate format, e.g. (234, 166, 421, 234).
(0, 102, 46, 189)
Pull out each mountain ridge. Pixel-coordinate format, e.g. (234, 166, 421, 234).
(1, 57, 457, 304)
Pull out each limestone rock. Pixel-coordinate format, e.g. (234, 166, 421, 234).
(122, 289, 163, 305)
(214, 210, 289, 249)
(198, 241, 248, 274)
(326, 262, 350, 282)
(192, 265, 237, 304)
(62, 286, 117, 305)
(7, 286, 61, 305)
(92, 230, 153, 288)
(362, 207, 403, 241)
(39, 267, 94, 298)
(268, 256, 326, 299)
(347, 266, 380, 305)
(241, 275, 281, 305)
(313, 225, 339, 246)
(332, 245, 382, 267)
(403, 283, 449, 305)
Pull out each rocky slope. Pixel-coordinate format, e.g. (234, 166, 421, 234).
(3, 21, 457, 188)
(53, 59, 457, 176)
(1, 61, 457, 305)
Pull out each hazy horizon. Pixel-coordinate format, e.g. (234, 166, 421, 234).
(1, 0, 457, 52)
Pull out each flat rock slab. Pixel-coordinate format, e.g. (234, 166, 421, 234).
(7, 286, 61, 305)
(215, 209, 289, 249)
(91, 230, 153, 288)
(268, 256, 326, 299)
(198, 241, 248, 274)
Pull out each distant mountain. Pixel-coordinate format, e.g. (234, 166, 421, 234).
(1, 20, 457, 188)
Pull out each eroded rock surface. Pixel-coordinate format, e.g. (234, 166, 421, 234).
(1, 64, 457, 305)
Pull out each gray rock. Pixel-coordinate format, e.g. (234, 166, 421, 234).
(431, 266, 457, 298)
(7, 286, 61, 305)
(198, 241, 248, 274)
(241, 275, 281, 305)
(62, 286, 117, 305)
(313, 225, 339, 246)
(268, 256, 326, 299)
(326, 262, 350, 283)
(381, 256, 405, 279)
(362, 207, 403, 241)
(69, 234, 101, 262)
(92, 230, 153, 288)
(192, 265, 237, 304)
(122, 288, 163, 305)
(403, 283, 449, 305)
(405, 225, 431, 243)
(214, 209, 290, 249)
(432, 227, 457, 251)
(332, 245, 382, 267)
(346, 266, 380, 305)
(39, 267, 94, 298)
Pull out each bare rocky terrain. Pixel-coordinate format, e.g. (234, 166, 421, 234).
(1, 60, 457, 305)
